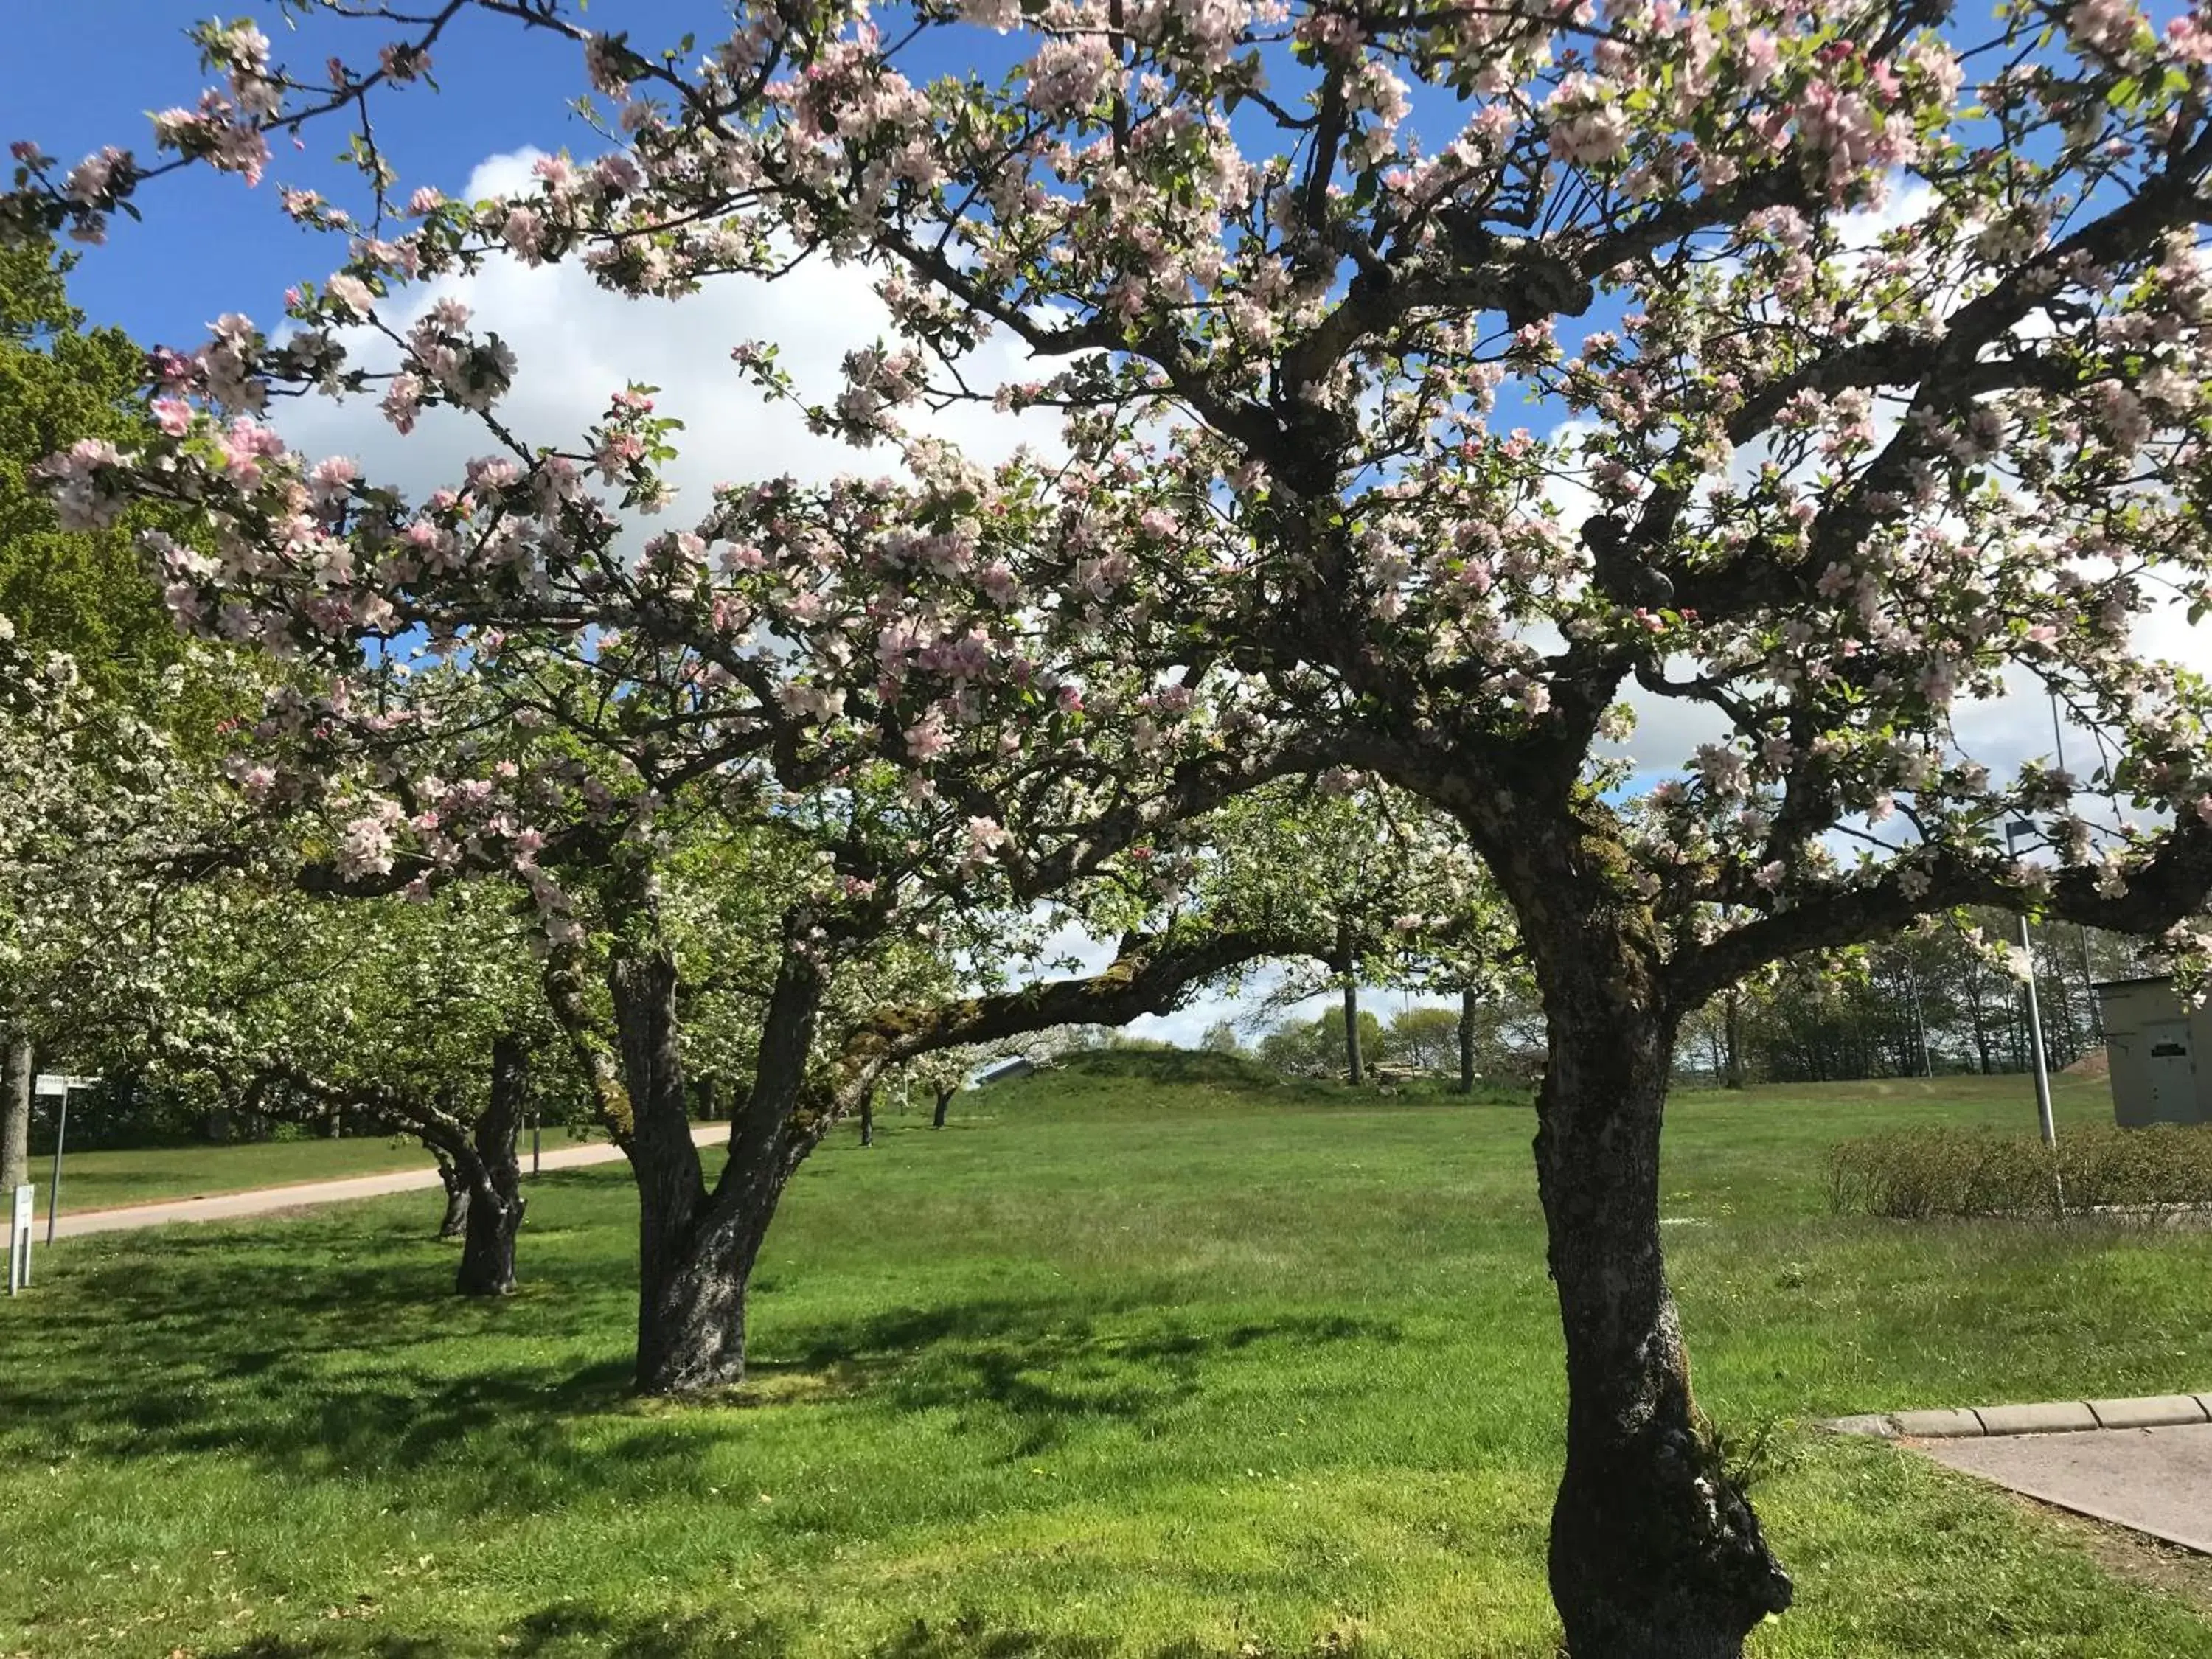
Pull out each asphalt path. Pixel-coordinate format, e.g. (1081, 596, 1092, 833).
(46, 1124, 726, 1239)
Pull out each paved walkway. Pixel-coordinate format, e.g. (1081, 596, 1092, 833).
(1921, 1424, 2212, 1555)
(49, 1124, 728, 1239)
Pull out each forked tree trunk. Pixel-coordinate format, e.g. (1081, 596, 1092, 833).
(0, 1036, 29, 1198)
(434, 1151, 470, 1239)
(611, 946, 809, 1396)
(456, 1034, 529, 1297)
(1534, 945, 1791, 1657)
(932, 1085, 955, 1129)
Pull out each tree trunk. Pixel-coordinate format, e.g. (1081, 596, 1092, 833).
(1534, 951, 1791, 1657)
(933, 1085, 955, 1129)
(456, 1034, 529, 1297)
(858, 1091, 874, 1147)
(1721, 990, 1745, 1091)
(1966, 974, 1994, 1073)
(1458, 987, 1478, 1094)
(1339, 925, 1365, 1085)
(0, 1037, 29, 1199)
(434, 1151, 470, 1239)
(611, 945, 803, 1397)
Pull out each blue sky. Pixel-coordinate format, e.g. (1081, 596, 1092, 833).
(4, 4, 765, 344)
(4, 4, 1075, 348)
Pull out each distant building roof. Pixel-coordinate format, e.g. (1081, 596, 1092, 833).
(974, 1057, 1037, 1086)
(2092, 975, 2174, 991)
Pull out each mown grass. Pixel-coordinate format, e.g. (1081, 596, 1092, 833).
(1, 1053, 2207, 1658)
(24, 1127, 607, 1220)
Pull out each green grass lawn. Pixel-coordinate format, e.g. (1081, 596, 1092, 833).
(22, 1127, 608, 1220)
(2, 1054, 2207, 1659)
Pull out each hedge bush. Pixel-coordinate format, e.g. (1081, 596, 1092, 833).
(1826, 1122, 2212, 1218)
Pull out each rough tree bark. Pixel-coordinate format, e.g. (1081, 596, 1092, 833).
(0, 1037, 29, 1199)
(858, 1089, 874, 1147)
(434, 1150, 470, 1239)
(455, 1034, 529, 1297)
(607, 939, 818, 1397)
(1516, 853, 1791, 1659)
(1458, 986, 1478, 1095)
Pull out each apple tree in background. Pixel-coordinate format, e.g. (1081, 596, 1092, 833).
(21, 0, 2212, 1647)
(1205, 778, 1517, 1080)
(100, 875, 560, 1295)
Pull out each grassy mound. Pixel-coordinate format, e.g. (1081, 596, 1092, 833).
(1023, 1047, 1530, 1109)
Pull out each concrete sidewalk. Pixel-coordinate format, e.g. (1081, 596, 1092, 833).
(49, 1124, 728, 1239)
(1921, 1423, 2212, 1556)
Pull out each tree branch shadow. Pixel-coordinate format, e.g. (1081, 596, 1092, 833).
(205, 1605, 1200, 1658)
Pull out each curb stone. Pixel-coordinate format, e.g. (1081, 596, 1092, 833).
(2087, 1394, 2212, 1430)
(1824, 1391, 2212, 1440)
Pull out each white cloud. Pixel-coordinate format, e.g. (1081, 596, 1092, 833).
(275, 150, 1058, 517)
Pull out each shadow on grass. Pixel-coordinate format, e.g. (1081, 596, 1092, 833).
(206, 1606, 1176, 1658)
(768, 1297, 1400, 1458)
(3, 1205, 1401, 1503)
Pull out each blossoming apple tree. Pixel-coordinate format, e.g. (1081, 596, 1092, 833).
(110, 876, 559, 1295)
(17, 318, 1346, 1397)
(1203, 777, 1517, 1080)
(21, 0, 2212, 1648)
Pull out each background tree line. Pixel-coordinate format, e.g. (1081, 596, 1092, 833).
(1679, 915, 2146, 1088)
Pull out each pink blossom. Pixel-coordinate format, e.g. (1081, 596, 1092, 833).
(306, 455, 361, 509)
(501, 204, 547, 263)
(326, 271, 376, 316)
(62, 145, 129, 204)
(2168, 15, 2212, 62)
(380, 371, 425, 434)
(336, 813, 397, 879)
(1545, 74, 1629, 167)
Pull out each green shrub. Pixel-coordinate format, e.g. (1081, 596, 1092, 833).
(1826, 1122, 2212, 1218)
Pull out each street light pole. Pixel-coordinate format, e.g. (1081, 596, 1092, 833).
(2006, 821, 2058, 1150)
(2049, 692, 2103, 1043)
(1905, 959, 1934, 1077)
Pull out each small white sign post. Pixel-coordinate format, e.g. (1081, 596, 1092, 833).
(7, 1183, 31, 1295)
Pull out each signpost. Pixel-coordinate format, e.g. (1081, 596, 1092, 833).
(44, 1082, 69, 1246)
(7, 1183, 30, 1294)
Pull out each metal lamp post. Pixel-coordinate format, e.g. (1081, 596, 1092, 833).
(2047, 692, 2103, 1042)
(2004, 821, 2058, 1150)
